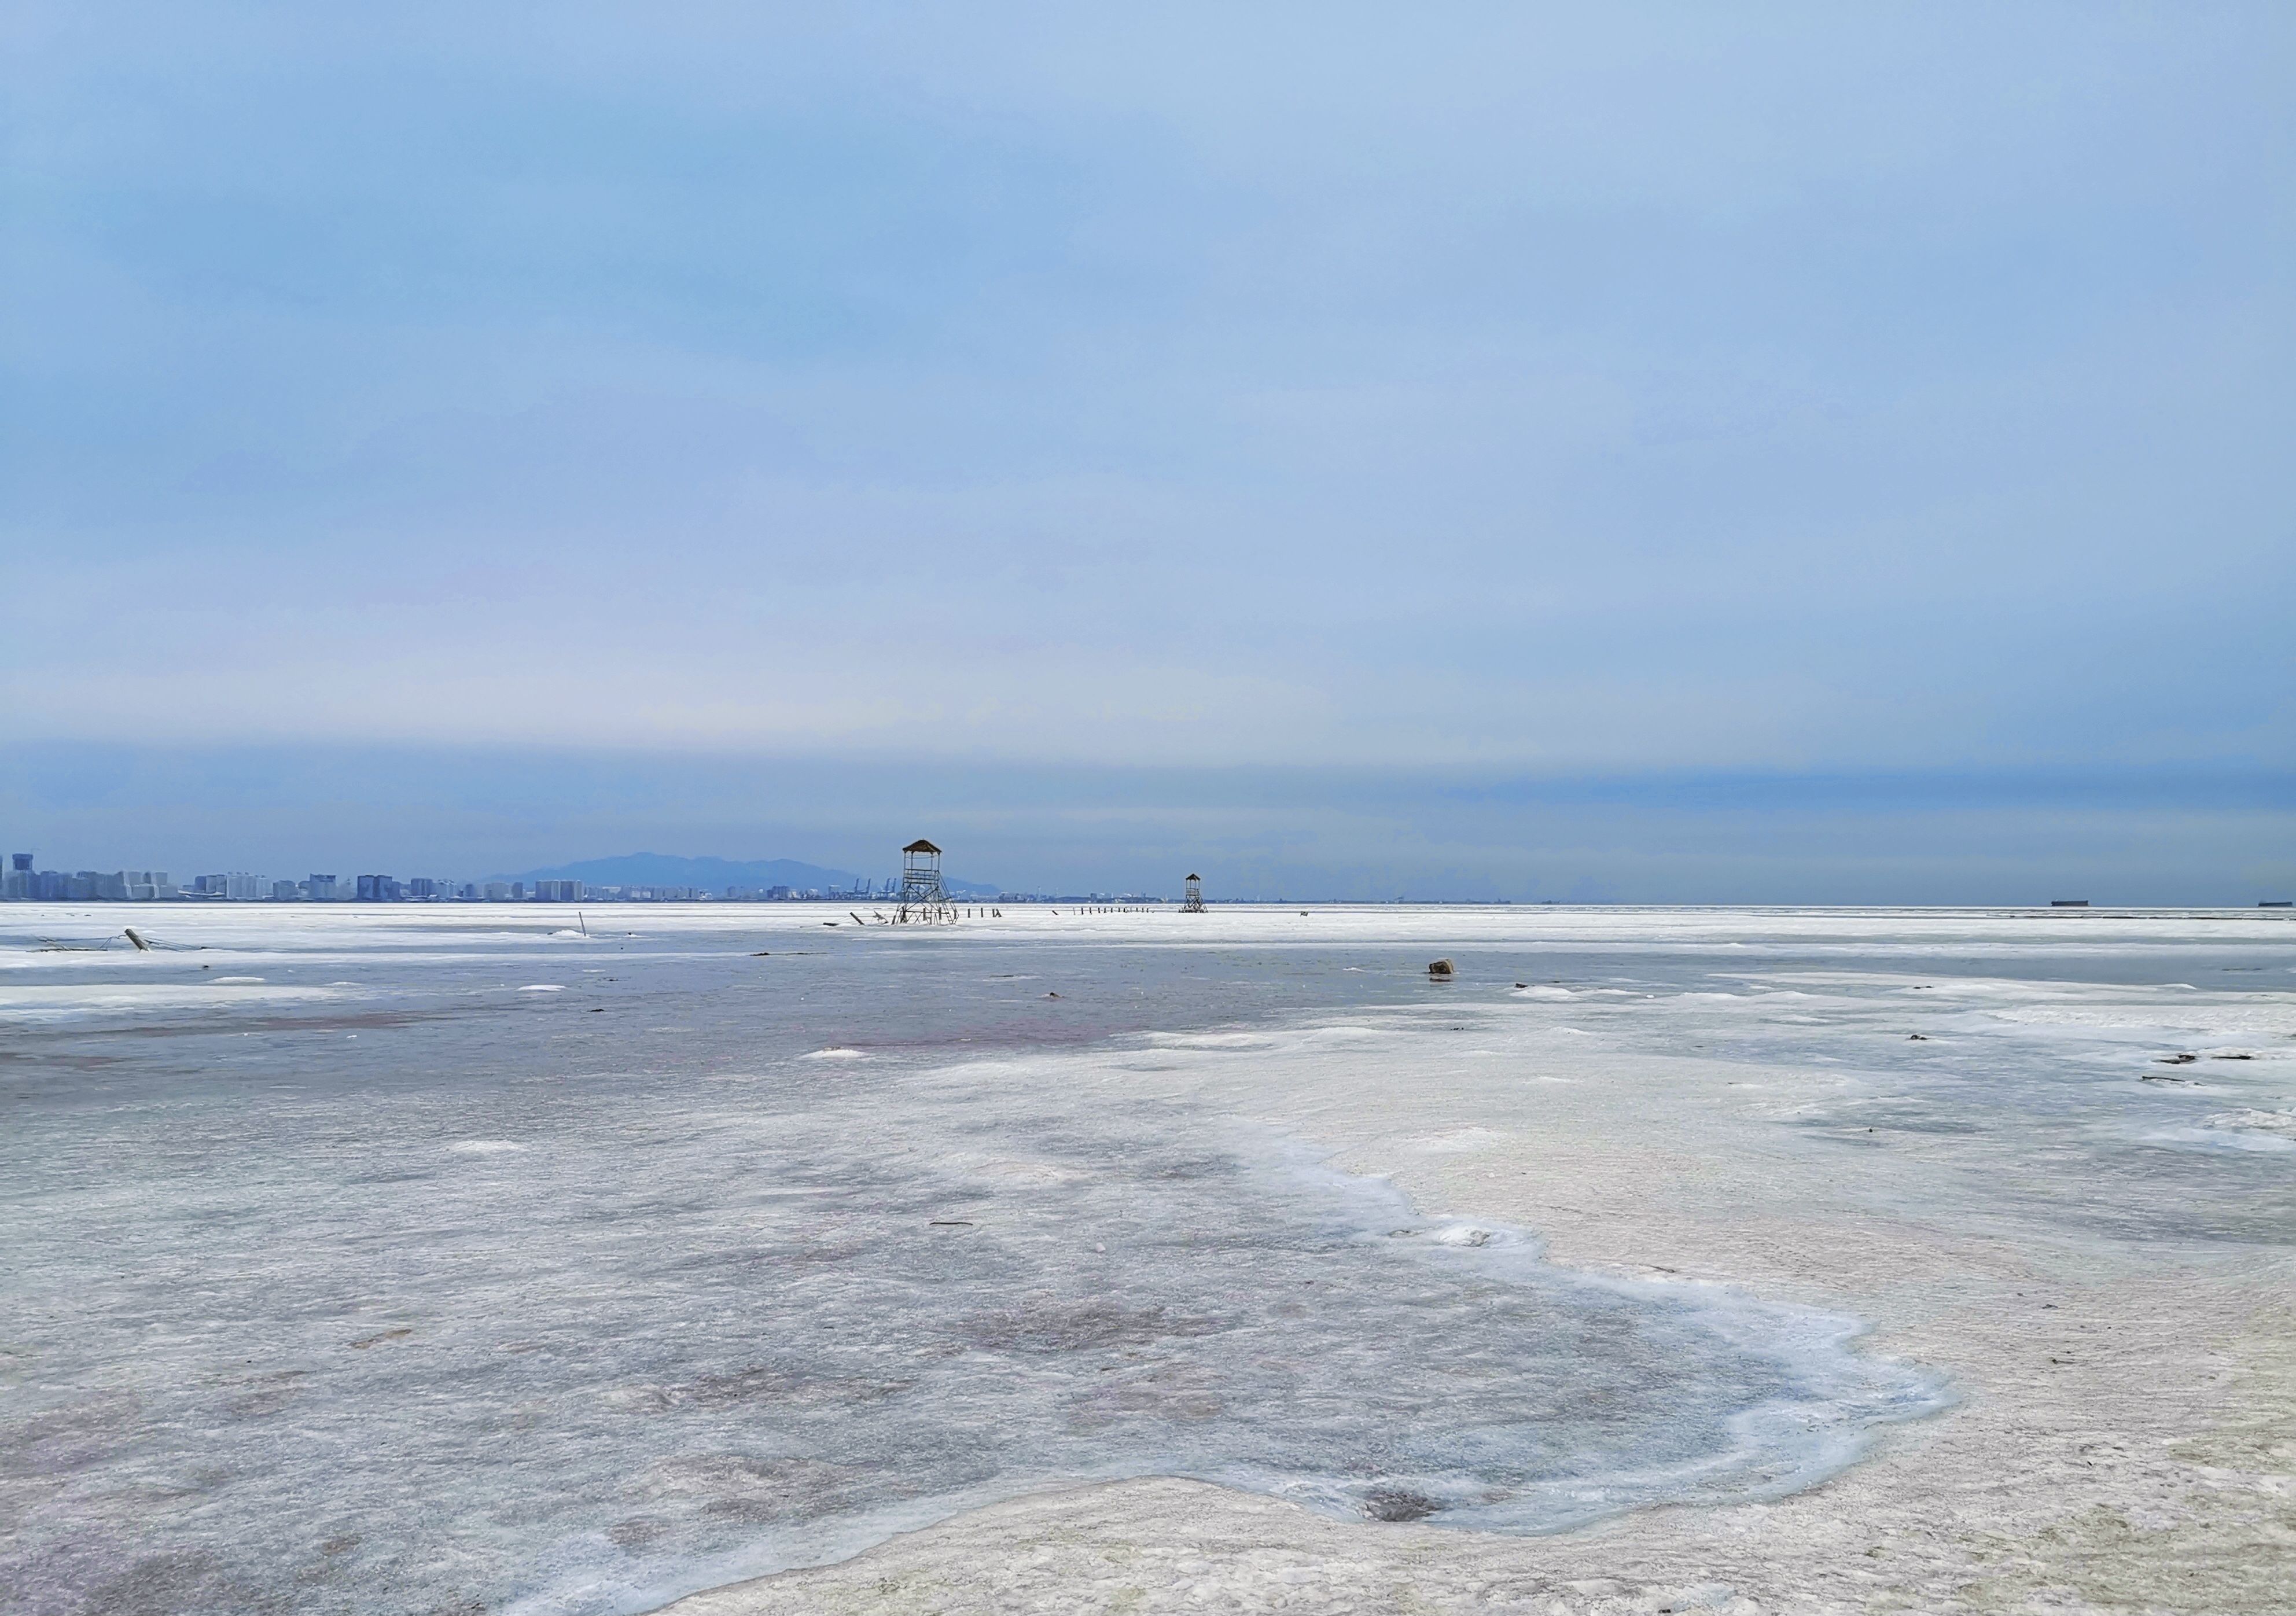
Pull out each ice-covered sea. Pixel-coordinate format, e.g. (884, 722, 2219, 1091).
(3, 904, 2290, 1615)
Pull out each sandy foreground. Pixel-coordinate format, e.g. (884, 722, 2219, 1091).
(661, 913, 2294, 1616)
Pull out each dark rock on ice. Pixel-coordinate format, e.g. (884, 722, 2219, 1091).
(1364, 1486, 1443, 1522)
(348, 1327, 413, 1349)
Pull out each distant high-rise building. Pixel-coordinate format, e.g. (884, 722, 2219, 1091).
(272, 880, 301, 901)
(483, 882, 510, 901)
(533, 879, 583, 902)
(409, 877, 441, 900)
(356, 874, 400, 901)
(307, 874, 338, 901)
(0, 864, 174, 901)
(222, 873, 263, 901)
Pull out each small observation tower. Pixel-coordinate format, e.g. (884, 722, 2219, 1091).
(896, 839, 955, 924)
(1181, 873, 1206, 914)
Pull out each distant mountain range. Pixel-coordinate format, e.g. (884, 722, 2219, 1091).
(498, 852, 1001, 897)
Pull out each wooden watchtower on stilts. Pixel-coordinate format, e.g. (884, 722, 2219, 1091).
(896, 839, 955, 924)
(1181, 873, 1206, 913)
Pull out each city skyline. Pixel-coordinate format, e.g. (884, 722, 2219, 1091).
(6, 834, 2290, 908)
(6, 741, 2292, 904)
(0, 845, 1109, 904)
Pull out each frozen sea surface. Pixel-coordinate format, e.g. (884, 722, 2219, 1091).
(3, 903, 2290, 1615)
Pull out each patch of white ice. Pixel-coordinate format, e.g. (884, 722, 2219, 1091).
(2207, 1109, 2296, 1143)
(1404, 1127, 1513, 1155)
(2146, 1116, 2296, 1153)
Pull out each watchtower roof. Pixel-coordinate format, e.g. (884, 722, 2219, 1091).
(1186, 874, 1200, 881)
(904, 839, 941, 855)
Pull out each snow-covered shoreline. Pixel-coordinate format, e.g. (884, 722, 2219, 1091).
(5, 904, 2288, 1614)
(655, 906, 2294, 1614)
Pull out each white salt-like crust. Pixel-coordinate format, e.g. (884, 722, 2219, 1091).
(3, 901, 2288, 1613)
(645, 904, 2295, 1616)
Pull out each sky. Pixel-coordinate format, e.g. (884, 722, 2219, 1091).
(4, 4, 2291, 900)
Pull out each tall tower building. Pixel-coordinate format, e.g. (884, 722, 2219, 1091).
(895, 840, 954, 924)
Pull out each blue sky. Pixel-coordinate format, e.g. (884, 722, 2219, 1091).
(4, 5, 2291, 899)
